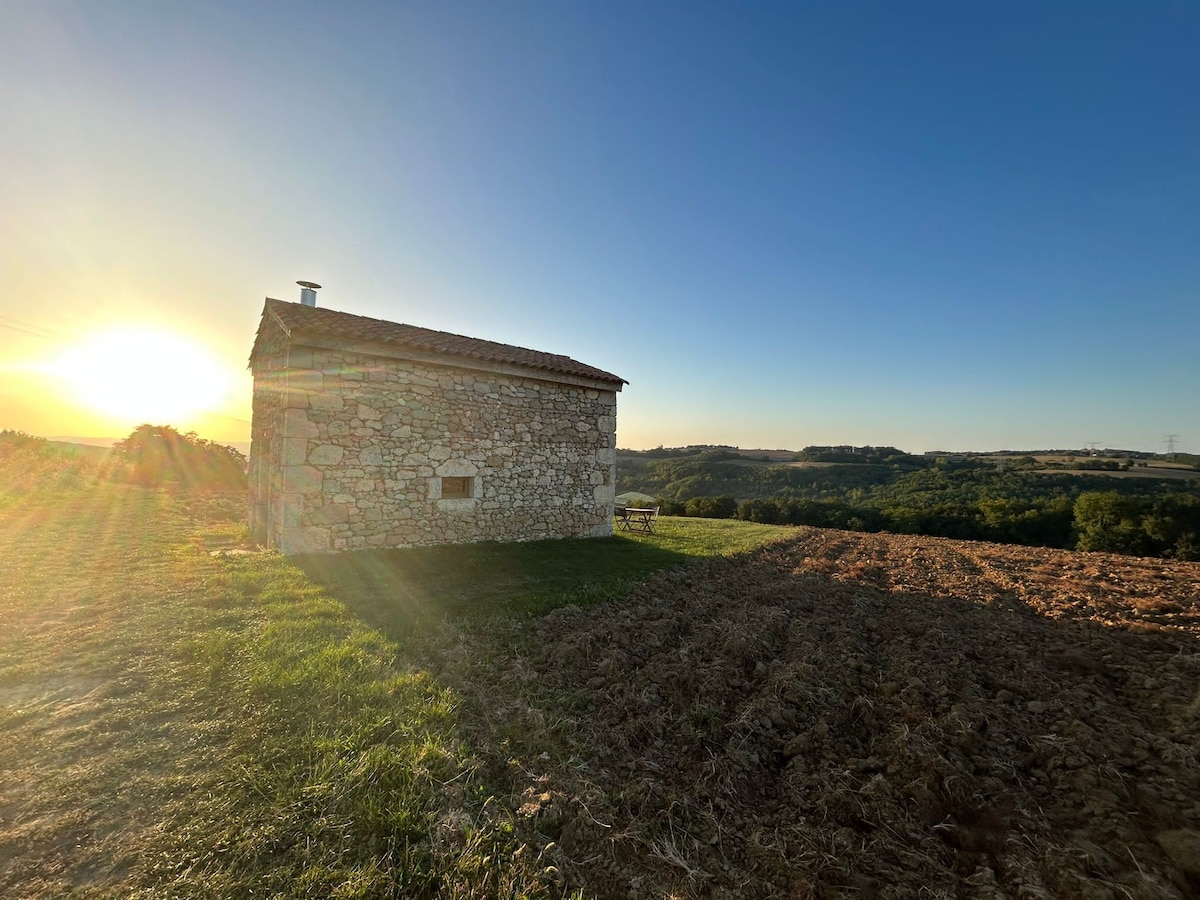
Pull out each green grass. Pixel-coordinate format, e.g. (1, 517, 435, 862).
(645, 515, 794, 557)
(297, 515, 792, 640)
(0, 485, 792, 898)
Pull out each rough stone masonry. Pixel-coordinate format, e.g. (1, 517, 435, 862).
(248, 299, 625, 554)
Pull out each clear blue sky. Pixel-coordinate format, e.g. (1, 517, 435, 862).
(2, 1, 1197, 452)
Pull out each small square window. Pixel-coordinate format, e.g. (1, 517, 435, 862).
(441, 476, 472, 499)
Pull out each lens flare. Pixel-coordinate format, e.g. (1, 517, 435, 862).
(53, 328, 233, 426)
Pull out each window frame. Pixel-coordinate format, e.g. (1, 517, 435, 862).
(440, 475, 473, 500)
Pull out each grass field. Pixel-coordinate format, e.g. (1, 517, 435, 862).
(0, 482, 791, 898)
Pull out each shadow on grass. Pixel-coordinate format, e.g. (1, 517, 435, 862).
(294, 535, 692, 643)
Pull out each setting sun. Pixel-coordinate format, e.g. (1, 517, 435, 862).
(52, 328, 234, 428)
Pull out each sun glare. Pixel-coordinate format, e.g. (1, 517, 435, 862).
(54, 328, 234, 427)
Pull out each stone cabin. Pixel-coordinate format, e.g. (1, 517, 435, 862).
(247, 295, 626, 554)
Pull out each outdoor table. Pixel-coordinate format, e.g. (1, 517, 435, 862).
(617, 506, 659, 534)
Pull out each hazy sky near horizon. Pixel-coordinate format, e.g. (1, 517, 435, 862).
(2, 1, 1197, 453)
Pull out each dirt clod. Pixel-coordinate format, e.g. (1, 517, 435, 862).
(1157, 829, 1200, 876)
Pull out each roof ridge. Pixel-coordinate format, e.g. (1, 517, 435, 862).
(258, 298, 626, 386)
(265, 298, 581, 359)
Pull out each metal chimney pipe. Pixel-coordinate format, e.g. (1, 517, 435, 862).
(297, 280, 322, 307)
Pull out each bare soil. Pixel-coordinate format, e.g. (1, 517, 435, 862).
(437, 529, 1200, 898)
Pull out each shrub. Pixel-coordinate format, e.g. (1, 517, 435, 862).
(656, 497, 687, 516)
(113, 425, 246, 490)
(0, 431, 99, 500)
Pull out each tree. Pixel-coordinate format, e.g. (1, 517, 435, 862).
(684, 495, 738, 519)
(1073, 492, 1149, 556)
(1142, 494, 1200, 561)
(113, 425, 246, 490)
(738, 498, 782, 524)
(656, 497, 687, 516)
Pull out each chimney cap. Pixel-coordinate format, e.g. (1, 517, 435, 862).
(297, 280, 322, 290)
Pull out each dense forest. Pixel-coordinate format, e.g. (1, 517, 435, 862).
(617, 447, 1200, 560)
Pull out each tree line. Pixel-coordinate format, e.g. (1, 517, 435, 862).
(621, 448, 1200, 561)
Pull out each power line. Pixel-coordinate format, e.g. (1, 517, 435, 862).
(0, 315, 59, 340)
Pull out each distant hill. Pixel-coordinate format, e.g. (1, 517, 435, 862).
(44, 440, 113, 464)
(45, 435, 123, 448)
(615, 444, 1200, 559)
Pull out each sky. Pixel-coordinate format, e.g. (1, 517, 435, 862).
(1, 1, 1197, 454)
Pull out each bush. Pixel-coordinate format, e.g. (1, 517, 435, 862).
(0, 431, 100, 500)
(113, 425, 246, 490)
(656, 497, 687, 516)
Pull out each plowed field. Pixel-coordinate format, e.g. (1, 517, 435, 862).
(436, 529, 1200, 898)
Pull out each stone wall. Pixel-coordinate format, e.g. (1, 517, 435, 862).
(247, 342, 286, 546)
(250, 340, 618, 553)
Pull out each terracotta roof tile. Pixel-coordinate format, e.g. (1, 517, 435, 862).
(256, 298, 626, 386)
